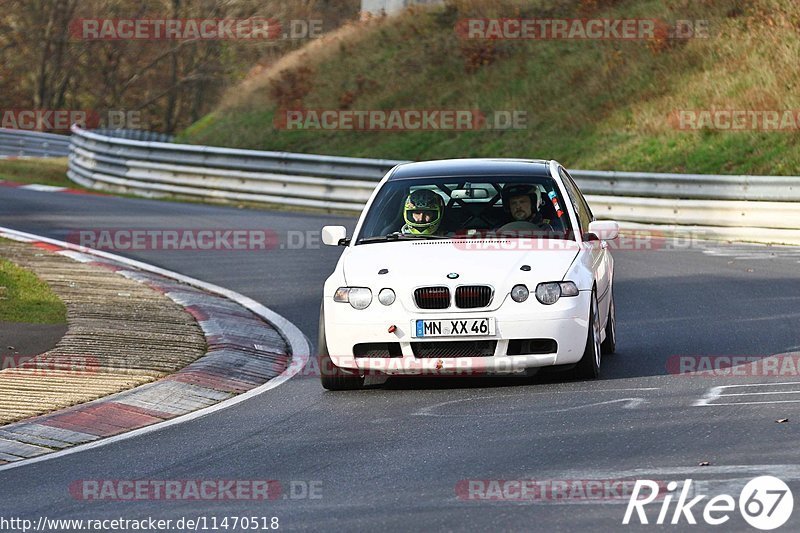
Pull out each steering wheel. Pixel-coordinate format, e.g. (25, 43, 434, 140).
(498, 221, 539, 231)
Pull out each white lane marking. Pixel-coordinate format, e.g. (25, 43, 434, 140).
(18, 184, 67, 192)
(57, 250, 94, 262)
(694, 386, 723, 406)
(545, 398, 646, 413)
(706, 381, 800, 389)
(736, 313, 800, 323)
(0, 225, 311, 473)
(413, 395, 492, 417)
(555, 464, 800, 479)
(694, 381, 800, 407)
(701, 400, 800, 406)
(702, 245, 800, 260)
(414, 393, 650, 418)
(718, 390, 800, 397)
(0, 233, 34, 243)
(565, 387, 660, 392)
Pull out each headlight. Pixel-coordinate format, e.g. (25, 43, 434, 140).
(535, 283, 561, 305)
(510, 284, 529, 303)
(535, 281, 580, 305)
(378, 288, 396, 306)
(334, 287, 372, 310)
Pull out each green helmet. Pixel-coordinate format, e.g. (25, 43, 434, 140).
(404, 189, 444, 235)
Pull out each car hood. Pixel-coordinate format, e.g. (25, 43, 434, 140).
(342, 239, 580, 312)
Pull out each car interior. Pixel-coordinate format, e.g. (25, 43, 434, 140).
(365, 178, 572, 239)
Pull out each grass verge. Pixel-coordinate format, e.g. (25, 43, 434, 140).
(0, 243, 67, 324)
(0, 157, 74, 188)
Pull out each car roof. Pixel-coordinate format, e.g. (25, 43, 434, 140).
(387, 158, 553, 180)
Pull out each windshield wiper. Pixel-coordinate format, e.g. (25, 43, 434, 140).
(357, 232, 450, 244)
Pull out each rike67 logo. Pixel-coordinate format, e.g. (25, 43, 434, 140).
(624, 476, 793, 530)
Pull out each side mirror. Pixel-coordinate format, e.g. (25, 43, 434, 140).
(322, 225, 348, 246)
(587, 220, 619, 241)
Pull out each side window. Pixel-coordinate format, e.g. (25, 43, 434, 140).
(559, 168, 590, 235)
(563, 169, 594, 222)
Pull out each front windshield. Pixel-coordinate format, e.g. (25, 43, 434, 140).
(356, 175, 573, 243)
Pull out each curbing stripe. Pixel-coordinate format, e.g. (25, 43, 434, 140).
(0, 226, 311, 472)
(0, 250, 284, 440)
(40, 403, 174, 437)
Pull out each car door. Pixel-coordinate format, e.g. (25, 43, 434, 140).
(559, 168, 611, 323)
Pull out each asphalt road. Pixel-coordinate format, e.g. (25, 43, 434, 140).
(1, 187, 800, 532)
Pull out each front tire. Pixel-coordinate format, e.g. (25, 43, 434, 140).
(574, 291, 601, 380)
(318, 305, 364, 391)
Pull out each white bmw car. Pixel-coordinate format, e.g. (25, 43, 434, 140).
(318, 159, 618, 390)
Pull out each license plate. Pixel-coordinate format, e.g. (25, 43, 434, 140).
(412, 318, 495, 338)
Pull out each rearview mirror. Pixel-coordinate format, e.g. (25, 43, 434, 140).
(587, 220, 619, 241)
(450, 188, 490, 200)
(321, 225, 348, 246)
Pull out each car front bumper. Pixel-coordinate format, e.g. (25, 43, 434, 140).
(323, 291, 592, 376)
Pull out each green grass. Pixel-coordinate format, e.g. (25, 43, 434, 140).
(0, 250, 67, 324)
(0, 158, 74, 188)
(180, 0, 800, 175)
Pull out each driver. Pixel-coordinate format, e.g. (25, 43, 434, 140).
(500, 184, 554, 230)
(401, 189, 445, 235)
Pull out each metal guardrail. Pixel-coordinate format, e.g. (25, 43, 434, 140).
(67, 126, 398, 211)
(573, 170, 800, 202)
(66, 125, 800, 244)
(0, 128, 70, 157)
(92, 128, 175, 143)
(0, 128, 172, 158)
